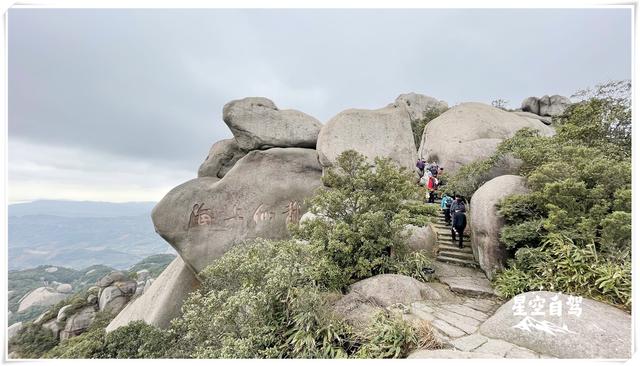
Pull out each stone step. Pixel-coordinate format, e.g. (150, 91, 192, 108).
(436, 256, 478, 268)
(437, 244, 473, 253)
(435, 233, 471, 241)
(438, 250, 476, 261)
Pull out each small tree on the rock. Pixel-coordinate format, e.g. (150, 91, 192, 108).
(293, 150, 427, 288)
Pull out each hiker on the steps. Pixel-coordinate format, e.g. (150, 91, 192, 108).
(416, 158, 426, 178)
(426, 174, 438, 203)
(441, 193, 453, 225)
(450, 195, 467, 248)
(428, 161, 439, 177)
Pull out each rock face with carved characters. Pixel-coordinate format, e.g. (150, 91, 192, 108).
(479, 291, 631, 359)
(152, 147, 323, 273)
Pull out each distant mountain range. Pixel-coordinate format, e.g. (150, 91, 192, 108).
(8, 200, 174, 270)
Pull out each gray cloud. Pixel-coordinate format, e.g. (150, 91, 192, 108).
(8, 8, 631, 202)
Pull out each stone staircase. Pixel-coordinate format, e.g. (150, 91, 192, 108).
(432, 199, 478, 268)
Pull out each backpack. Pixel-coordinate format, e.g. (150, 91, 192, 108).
(443, 196, 453, 208)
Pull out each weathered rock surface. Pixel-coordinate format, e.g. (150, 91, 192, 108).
(479, 291, 631, 359)
(197, 138, 247, 178)
(56, 284, 73, 293)
(348, 274, 449, 307)
(470, 175, 529, 279)
(418, 102, 554, 175)
(8, 322, 23, 341)
(97, 271, 127, 288)
(539, 95, 571, 117)
(223, 97, 322, 151)
(18, 287, 69, 312)
(512, 111, 552, 125)
(392, 93, 448, 121)
(136, 269, 150, 281)
(330, 291, 384, 330)
(521, 95, 571, 117)
(152, 148, 323, 273)
(99, 280, 137, 314)
(57, 304, 74, 322)
(43, 319, 62, 338)
(60, 307, 96, 341)
(106, 256, 200, 332)
(317, 97, 421, 171)
(521, 97, 540, 115)
(403, 224, 437, 256)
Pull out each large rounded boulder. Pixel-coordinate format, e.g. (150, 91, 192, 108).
(152, 147, 323, 273)
(107, 256, 200, 332)
(470, 175, 529, 279)
(223, 97, 322, 150)
(480, 291, 631, 358)
(198, 138, 246, 178)
(317, 93, 443, 171)
(17, 287, 69, 312)
(418, 103, 554, 175)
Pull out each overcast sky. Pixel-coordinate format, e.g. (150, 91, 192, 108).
(8, 8, 631, 203)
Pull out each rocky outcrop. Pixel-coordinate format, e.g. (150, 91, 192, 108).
(97, 271, 127, 287)
(18, 287, 69, 312)
(223, 97, 322, 151)
(42, 319, 62, 339)
(60, 307, 96, 341)
(511, 111, 552, 126)
(152, 148, 323, 273)
(197, 138, 247, 178)
(7, 322, 23, 341)
(418, 103, 554, 175)
(55, 284, 73, 293)
(331, 274, 455, 329)
(480, 291, 631, 358)
(317, 94, 442, 171)
(392, 93, 448, 121)
(521, 95, 571, 117)
(98, 280, 137, 314)
(106, 256, 200, 332)
(470, 175, 529, 279)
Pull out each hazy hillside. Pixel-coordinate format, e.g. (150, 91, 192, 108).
(8, 253, 176, 326)
(8, 200, 174, 270)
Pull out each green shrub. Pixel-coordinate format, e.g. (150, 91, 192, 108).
(388, 251, 433, 282)
(172, 239, 355, 358)
(9, 323, 59, 358)
(100, 321, 175, 358)
(293, 150, 429, 288)
(353, 312, 418, 359)
(411, 107, 446, 149)
(494, 234, 630, 310)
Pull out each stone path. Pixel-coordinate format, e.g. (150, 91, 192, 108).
(431, 200, 477, 267)
(399, 261, 553, 358)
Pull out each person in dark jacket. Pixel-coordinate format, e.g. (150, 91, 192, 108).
(450, 195, 467, 248)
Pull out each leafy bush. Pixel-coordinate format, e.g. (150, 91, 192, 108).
(411, 107, 446, 149)
(9, 323, 59, 358)
(353, 312, 418, 358)
(293, 150, 433, 288)
(494, 234, 631, 310)
(171, 239, 355, 358)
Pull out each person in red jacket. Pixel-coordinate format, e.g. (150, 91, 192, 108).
(426, 175, 438, 203)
